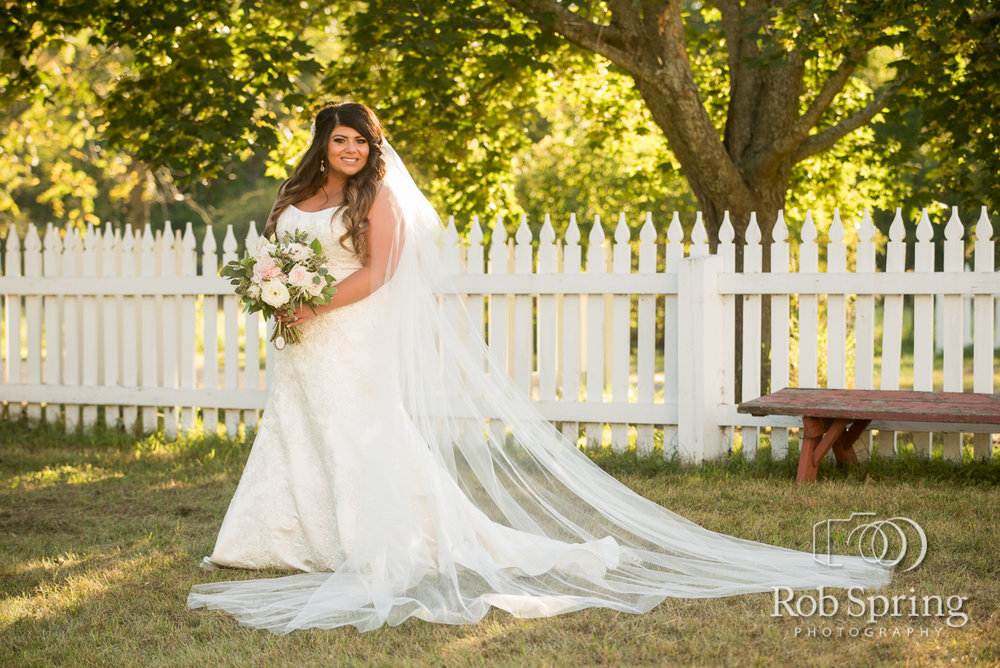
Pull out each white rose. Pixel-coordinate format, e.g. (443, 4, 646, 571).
(261, 279, 290, 307)
(251, 237, 269, 255)
(288, 264, 311, 287)
(306, 274, 325, 296)
(246, 284, 262, 300)
(287, 243, 311, 261)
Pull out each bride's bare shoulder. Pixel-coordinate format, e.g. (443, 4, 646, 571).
(374, 179, 400, 203)
(369, 181, 400, 225)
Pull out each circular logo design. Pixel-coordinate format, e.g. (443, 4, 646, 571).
(846, 517, 927, 572)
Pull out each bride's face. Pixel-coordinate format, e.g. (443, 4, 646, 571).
(325, 125, 369, 179)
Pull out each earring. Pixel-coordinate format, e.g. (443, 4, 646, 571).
(320, 159, 326, 173)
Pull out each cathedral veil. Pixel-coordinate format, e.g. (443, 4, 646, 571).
(188, 141, 891, 633)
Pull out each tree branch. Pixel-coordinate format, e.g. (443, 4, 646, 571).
(792, 68, 920, 162)
(505, 0, 640, 71)
(607, 0, 642, 35)
(971, 9, 1000, 24)
(753, 42, 868, 172)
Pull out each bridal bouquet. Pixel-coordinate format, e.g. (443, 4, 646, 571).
(220, 230, 337, 349)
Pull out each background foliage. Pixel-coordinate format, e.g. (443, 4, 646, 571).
(1, 1, 997, 257)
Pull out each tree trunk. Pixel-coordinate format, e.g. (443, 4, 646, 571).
(127, 162, 151, 231)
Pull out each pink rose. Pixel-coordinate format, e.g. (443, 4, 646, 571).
(252, 253, 280, 283)
(288, 264, 311, 287)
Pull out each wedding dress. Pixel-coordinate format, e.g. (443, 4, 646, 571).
(188, 144, 890, 633)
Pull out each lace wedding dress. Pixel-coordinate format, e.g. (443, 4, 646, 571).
(188, 146, 890, 634)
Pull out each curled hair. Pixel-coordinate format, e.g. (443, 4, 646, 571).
(264, 102, 386, 260)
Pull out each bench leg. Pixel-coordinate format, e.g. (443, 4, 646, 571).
(798, 417, 872, 482)
(832, 419, 870, 465)
(798, 417, 829, 482)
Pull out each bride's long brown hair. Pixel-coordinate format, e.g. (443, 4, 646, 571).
(264, 103, 386, 260)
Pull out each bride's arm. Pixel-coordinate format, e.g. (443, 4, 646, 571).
(283, 186, 403, 324)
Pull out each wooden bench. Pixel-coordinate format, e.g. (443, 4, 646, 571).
(737, 388, 1000, 482)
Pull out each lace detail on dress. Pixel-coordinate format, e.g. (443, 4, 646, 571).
(200, 205, 385, 572)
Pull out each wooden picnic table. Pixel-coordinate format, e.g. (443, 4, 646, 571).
(737, 388, 1000, 482)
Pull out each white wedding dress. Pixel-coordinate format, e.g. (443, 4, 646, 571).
(188, 146, 890, 634)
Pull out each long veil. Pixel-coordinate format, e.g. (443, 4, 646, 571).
(188, 142, 890, 633)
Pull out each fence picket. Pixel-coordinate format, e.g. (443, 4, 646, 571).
(466, 216, 486, 376)
(537, 215, 557, 403)
(611, 213, 631, 451)
(972, 207, 995, 460)
(941, 207, 965, 461)
(140, 225, 159, 432)
(585, 215, 606, 448)
(911, 209, 935, 456)
(63, 227, 81, 432)
(488, 215, 509, 374)
(120, 225, 138, 432)
(23, 225, 43, 421)
(158, 223, 179, 438)
(769, 212, 790, 458)
(560, 215, 581, 444)
(798, 212, 819, 389)
(691, 212, 708, 257)
(222, 225, 239, 437)
(243, 223, 261, 431)
(81, 225, 101, 428)
(514, 216, 534, 397)
(662, 212, 684, 458)
(740, 214, 762, 458)
(826, 210, 848, 391)
(853, 210, 877, 457)
(878, 209, 907, 455)
(42, 225, 63, 424)
(636, 213, 657, 455)
(488, 215, 509, 445)
(101, 224, 121, 428)
(718, 212, 736, 452)
(4, 230, 22, 414)
(201, 226, 219, 434)
(180, 223, 198, 432)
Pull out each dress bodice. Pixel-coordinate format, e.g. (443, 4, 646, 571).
(276, 205, 363, 281)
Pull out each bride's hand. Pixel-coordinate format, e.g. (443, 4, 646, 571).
(276, 304, 316, 327)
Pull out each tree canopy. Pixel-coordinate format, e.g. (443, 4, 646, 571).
(2, 0, 997, 247)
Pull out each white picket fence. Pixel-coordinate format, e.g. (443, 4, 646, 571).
(1, 206, 998, 462)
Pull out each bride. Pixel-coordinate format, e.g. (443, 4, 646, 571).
(188, 102, 890, 633)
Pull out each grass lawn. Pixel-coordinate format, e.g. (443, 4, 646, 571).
(2, 421, 998, 667)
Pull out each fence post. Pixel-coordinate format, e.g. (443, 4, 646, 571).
(676, 254, 726, 462)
